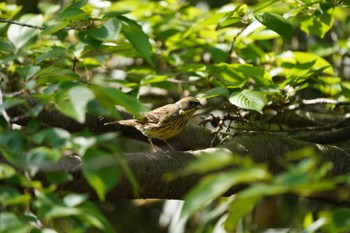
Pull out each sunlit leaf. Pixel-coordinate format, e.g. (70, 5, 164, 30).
(229, 89, 268, 114)
(255, 12, 292, 41)
(181, 167, 269, 219)
(219, 4, 248, 28)
(119, 16, 154, 66)
(201, 87, 230, 98)
(141, 74, 171, 84)
(188, 148, 235, 173)
(300, 7, 334, 38)
(88, 18, 120, 41)
(0, 164, 16, 180)
(63, 194, 89, 207)
(207, 63, 247, 88)
(8, 14, 43, 51)
(58, 4, 89, 21)
(55, 85, 95, 123)
(42, 21, 69, 35)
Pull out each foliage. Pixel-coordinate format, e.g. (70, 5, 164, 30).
(0, 0, 349, 232)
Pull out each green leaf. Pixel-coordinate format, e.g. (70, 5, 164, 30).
(206, 44, 230, 63)
(219, 4, 248, 28)
(26, 147, 61, 176)
(0, 164, 16, 180)
(0, 39, 15, 52)
(55, 85, 95, 123)
(332, 208, 350, 229)
(239, 184, 288, 199)
(225, 196, 261, 231)
(235, 65, 271, 87)
(88, 18, 121, 41)
(0, 186, 30, 206)
(207, 63, 247, 88)
(280, 51, 334, 75)
(69, 86, 95, 123)
(141, 74, 171, 84)
(181, 167, 269, 219)
(229, 89, 268, 114)
(93, 86, 148, 117)
(46, 171, 73, 184)
(0, 212, 33, 233)
(103, 11, 129, 20)
(0, 98, 26, 111)
(80, 202, 117, 233)
(255, 12, 292, 41)
(119, 16, 154, 66)
(188, 148, 235, 173)
(58, 6, 89, 21)
(63, 193, 89, 207)
(36, 193, 82, 219)
(0, 131, 27, 166)
(42, 21, 69, 35)
(7, 14, 43, 51)
(77, 30, 103, 48)
(16, 65, 41, 80)
(201, 87, 230, 99)
(37, 67, 80, 84)
(82, 148, 120, 200)
(299, 8, 334, 38)
(35, 46, 67, 64)
(32, 128, 70, 148)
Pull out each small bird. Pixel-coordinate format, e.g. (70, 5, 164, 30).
(106, 96, 203, 151)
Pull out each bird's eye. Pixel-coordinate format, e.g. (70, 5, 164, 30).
(189, 101, 198, 107)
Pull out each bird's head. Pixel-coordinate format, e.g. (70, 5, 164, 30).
(176, 96, 203, 115)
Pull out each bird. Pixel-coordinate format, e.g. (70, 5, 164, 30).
(106, 96, 203, 152)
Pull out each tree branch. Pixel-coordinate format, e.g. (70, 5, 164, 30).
(4, 104, 350, 205)
(23, 133, 349, 205)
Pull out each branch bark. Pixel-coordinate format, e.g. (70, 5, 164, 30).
(30, 133, 350, 205)
(4, 105, 350, 205)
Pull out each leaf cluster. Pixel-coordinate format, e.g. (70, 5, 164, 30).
(0, 0, 349, 232)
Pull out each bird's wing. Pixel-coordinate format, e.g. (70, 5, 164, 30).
(141, 104, 179, 124)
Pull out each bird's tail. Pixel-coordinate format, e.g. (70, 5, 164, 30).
(104, 119, 139, 127)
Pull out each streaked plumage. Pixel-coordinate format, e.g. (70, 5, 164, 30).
(108, 96, 202, 151)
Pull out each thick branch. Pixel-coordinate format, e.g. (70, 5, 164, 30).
(27, 133, 350, 204)
(5, 104, 350, 204)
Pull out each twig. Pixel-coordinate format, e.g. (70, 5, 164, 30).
(288, 98, 350, 110)
(0, 18, 46, 30)
(0, 18, 98, 31)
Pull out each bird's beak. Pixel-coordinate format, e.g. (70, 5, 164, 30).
(197, 102, 204, 109)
